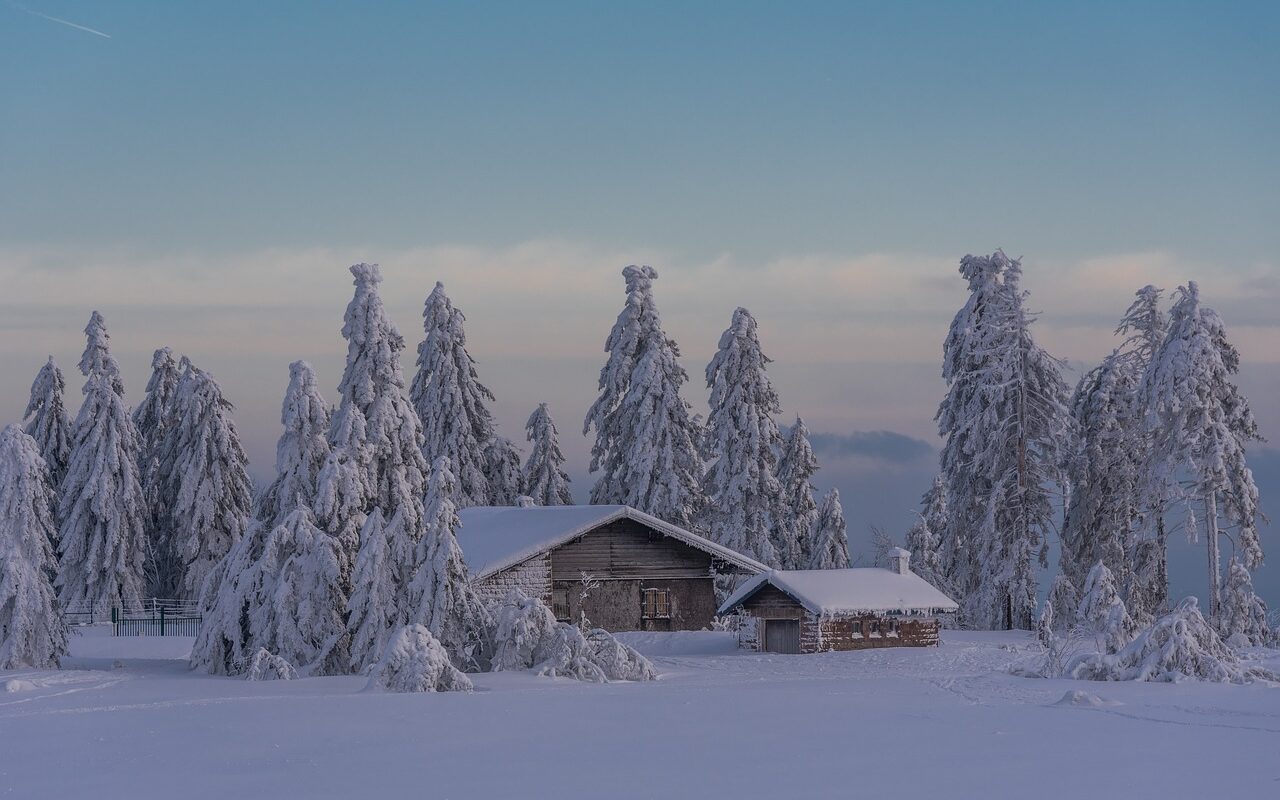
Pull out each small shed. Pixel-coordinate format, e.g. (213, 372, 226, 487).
(717, 552, 958, 654)
(456, 505, 766, 632)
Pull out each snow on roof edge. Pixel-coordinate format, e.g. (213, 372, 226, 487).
(717, 569, 959, 617)
(459, 505, 768, 580)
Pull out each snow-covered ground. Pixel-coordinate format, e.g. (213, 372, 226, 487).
(2, 627, 1278, 799)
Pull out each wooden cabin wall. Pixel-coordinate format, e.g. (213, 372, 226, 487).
(739, 586, 942, 652)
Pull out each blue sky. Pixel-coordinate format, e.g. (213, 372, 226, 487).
(2, 2, 1278, 604)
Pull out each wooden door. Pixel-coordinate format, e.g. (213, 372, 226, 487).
(763, 619, 800, 654)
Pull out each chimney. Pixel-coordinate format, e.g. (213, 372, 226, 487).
(888, 547, 911, 575)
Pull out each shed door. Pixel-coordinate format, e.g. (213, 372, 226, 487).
(762, 619, 800, 654)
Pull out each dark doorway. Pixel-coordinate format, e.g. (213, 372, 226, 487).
(762, 619, 800, 654)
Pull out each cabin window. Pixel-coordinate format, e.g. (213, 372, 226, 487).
(641, 588, 671, 619)
(870, 620, 881, 634)
(889, 620, 900, 634)
(552, 588, 571, 622)
(851, 621, 862, 635)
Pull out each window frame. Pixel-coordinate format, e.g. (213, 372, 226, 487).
(641, 587, 672, 620)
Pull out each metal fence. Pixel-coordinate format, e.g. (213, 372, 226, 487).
(62, 598, 202, 637)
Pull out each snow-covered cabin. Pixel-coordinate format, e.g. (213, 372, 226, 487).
(456, 505, 767, 632)
(717, 551, 958, 654)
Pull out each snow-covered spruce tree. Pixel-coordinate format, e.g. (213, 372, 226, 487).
(1076, 561, 1136, 652)
(1118, 286, 1171, 620)
(135, 349, 185, 597)
(905, 475, 947, 590)
(808, 489, 850, 570)
(190, 518, 267, 675)
(1044, 574, 1081, 633)
(935, 252, 1071, 630)
(347, 508, 399, 671)
(162, 364, 253, 601)
(583, 265, 705, 529)
(132, 347, 181, 476)
(776, 417, 821, 569)
(411, 282, 497, 507)
(258, 361, 332, 531)
(1219, 556, 1273, 648)
(406, 457, 491, 669)
(699, 308, 786, 566)
(1061, 349, 1143, 598)
(22, 357, 72, 491)
(366, 624, 473, 693)
(57, 312, 148, 611)
(1141, 282, 1263, 619)
(1067, 597, 1277, 684)
(484, 436, 525, 506)
(264, 507, 350, 676)
(522, 403, 573, 506)
(0, 425, 69, 669)
(314, 402, 372, 563)
(333, 263, 429, 568)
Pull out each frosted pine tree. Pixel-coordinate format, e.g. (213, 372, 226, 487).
(164, 365, 253, 601)
(484, 436, 525, 506)
(935, 253, 1071, 629)
(1044, 574, 1081, 633)
(1219, 556, 1273, 648)
(1141, 282, 1263, 619)
(22, 357, 72, 490)
(699, 308, 785, 565)
(134, 349, 184, 597)
(258, 361, 332, 530)
(411, 282, 497, 507)
(522, 403, 573, 506)
(1120, 285, 1170, 617)
(132, 347, 181, 475)
(776, 417, 821, 569)
(57, 312, 148, 611)
(0, 425, 69, 669)
(406, 457, 490, 669)
(905, 475, 947, 590)
(1061, 348, 1142, 594)
(583, 266, 704, 529)
(347, 508, 399, 671)
(808, 489, 850, 570)
(1076, 561, 1136, 652)
(334, 264, 428, 550)
(265, 507, 350, 676)
(314, 402, 372, 562)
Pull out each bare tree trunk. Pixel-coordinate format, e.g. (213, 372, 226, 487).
(1206, 495, 1221, 619)
(1154, 508, 1169, 614)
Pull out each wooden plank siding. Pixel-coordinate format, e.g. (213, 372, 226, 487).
(738, 586, 942, 653)
(474, 517, 724, 632)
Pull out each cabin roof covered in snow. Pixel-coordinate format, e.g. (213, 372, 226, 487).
(717, 568, 959, 616)
(456, 505, 769, 580)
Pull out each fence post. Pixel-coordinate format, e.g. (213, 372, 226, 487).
(160, 605, 166, 636)
(111, 605, 117, 636)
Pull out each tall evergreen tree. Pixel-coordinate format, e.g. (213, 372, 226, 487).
(133, 348, 183, 596)
(57, 312, 148, 610)
(699, 307, 785, 566)
(483, 436, 524, 506)
(411, 282, 496, 507)
(1117, 286, 1171, 620)
(0, 425, 69, 669)
(776, 417, 820, 569)
(905, 475, 947, 591)
(22, 357, 72, 491)
(584, 265, 704, 529)
(1142, 282, 1263, 619)
(808, 488, 850, 570)
(522, 403, 573, 506)
(935, 252, 1071, 630)
(1061, 348, 1142, 595)
(265, 507, 350, 676)
(259, 361, 332, 530)
(407, 457, 491, 669)
(335, 264, 429, 536)
(347, 508, 398, 671)
(163, 365, 253, 601)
